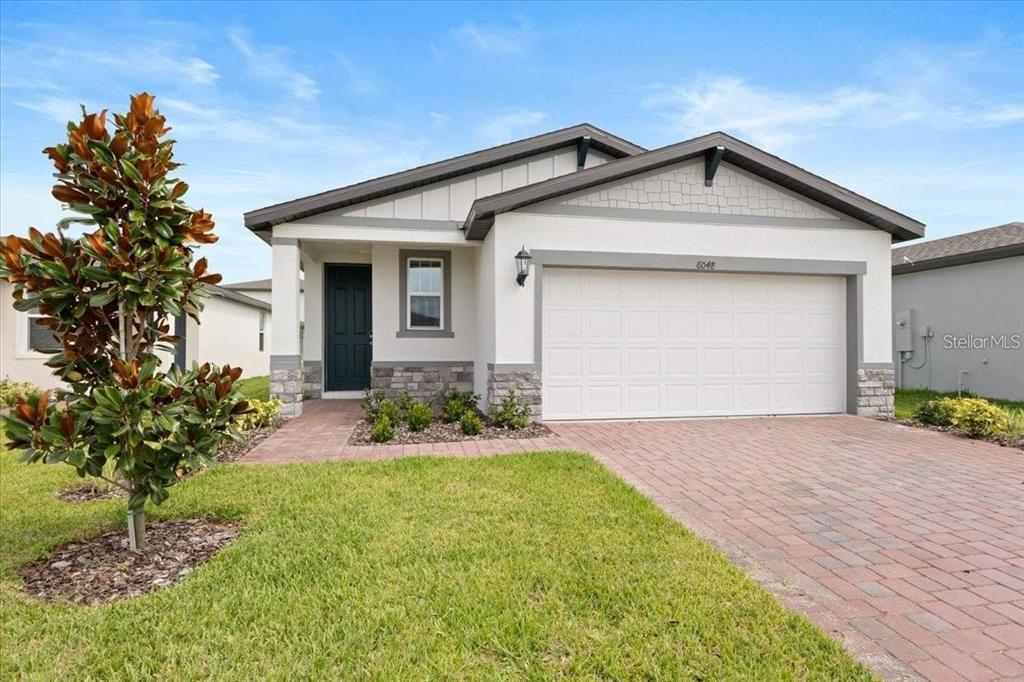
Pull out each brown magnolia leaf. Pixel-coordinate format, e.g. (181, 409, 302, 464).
(80, 110, 107, 141)
(130, 92, 155, 123)
(51, 184, 89, 205)
(109, 133, 128, 157)
(42, 146, 69, 172)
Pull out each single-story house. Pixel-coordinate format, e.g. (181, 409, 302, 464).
(0, 280, 272, 390)
(224, 278, 305, 316)
(892, 222, 1023, 401)
(245, 125, 925, 418)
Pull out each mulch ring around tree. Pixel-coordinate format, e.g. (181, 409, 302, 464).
(55, 482, 123, 503)
(19, 518, 242, 605)
(349, 418, 553, 446)
(216, 417, 288, 463)
(884, 417, 1024, 451)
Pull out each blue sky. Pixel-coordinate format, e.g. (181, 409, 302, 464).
(1, 1, 1022, 283)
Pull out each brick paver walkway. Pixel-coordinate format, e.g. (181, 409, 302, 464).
(245, 401, 1024, 681)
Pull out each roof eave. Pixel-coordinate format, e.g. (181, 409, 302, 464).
(244, 124, 645, 231)
(464, 132, 926, 242)
(893, 243, 1024, 275)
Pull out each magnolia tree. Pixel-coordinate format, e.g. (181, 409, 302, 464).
(0, 93, 248, 549)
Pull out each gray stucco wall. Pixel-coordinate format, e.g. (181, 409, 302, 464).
(892, 255, 1024, 401)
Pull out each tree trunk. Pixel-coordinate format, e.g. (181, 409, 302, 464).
(128, 507, 146, 550)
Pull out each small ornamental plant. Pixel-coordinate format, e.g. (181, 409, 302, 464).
(370, 414, 395, 443)
(406, 401, 433, 432)
(489, 391, 532, 430)
(0, 93, 248, 549)
(459, 410, 483, 436)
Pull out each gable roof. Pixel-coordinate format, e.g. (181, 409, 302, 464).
(892, 222, 1024, 275)
(207, 284, 272, 311)
(244, 123, 644, 231)
(464, 131, 926, 242)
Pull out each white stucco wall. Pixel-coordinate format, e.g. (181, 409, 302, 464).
(490, 210, 894, 365)
(194, 295, 271, 376)
(0, 280, 65, 389)
(370, 243, 477, 362)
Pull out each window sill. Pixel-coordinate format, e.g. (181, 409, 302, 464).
(396, 330, 455, 339)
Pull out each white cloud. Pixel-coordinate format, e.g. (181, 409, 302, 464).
(645, 41, 1024, 151)
(228, 28, 319, 100)
(454, 20, 529, 56)
(475, 109, 547, 144)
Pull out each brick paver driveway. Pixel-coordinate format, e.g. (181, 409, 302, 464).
(247, 405, 1023, 681)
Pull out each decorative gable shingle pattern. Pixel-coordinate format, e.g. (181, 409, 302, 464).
(558, 159, 837, 220)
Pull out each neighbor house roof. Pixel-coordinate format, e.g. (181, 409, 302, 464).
(892, 222, 1024, 275)
(464, 131, 926, 242)
(207, 284, 271, 311)
(244, 123, 644, 231)
(224, 278, 304, 293)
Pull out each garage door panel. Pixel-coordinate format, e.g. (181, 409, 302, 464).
(626, 348, 660, 375)
(626, 384, 661, 414)
(587, 347, 622, 376)
(546, 348, 582, 377)
(546, 309, 582, 340)
(586, 310, 621, 339)
(665, 348, 698, 375)
(587, 385, 622, 415)
(542, 268, 845, 419)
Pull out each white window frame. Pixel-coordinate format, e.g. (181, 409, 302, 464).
(20, 310, 60, 356)
(258, 311, 266, 352)
(406, 257, 444, 331)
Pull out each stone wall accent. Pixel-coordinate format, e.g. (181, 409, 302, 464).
(487, 365, 542, 417)
(302, 360, 322, 400)
(270, 356, 303, 417)
(857, 366, 895, 418)
(559, 159, 837, 220)
(370, 362, 473, 403)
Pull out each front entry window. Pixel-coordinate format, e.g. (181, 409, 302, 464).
(408, 258, 443, 329)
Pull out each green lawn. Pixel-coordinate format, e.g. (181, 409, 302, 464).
(895, 388, 1024, 435)
(235, 374, 269, 401)
(1, 447, 873, 681)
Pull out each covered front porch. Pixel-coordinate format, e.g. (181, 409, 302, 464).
(268, 223, 485, 416)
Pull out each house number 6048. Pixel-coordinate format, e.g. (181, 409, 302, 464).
(695, 260, 716, 271)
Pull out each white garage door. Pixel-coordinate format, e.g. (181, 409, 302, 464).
(542, 268, 846, 420)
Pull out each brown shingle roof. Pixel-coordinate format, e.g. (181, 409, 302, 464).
(892, 222, 1024, 274)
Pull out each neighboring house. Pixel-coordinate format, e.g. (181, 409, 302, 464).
(891, 223, 1024, 401)
(224, 278, 305, 317)
(245, 124, 925, 418)
(0, 281, 272, 390)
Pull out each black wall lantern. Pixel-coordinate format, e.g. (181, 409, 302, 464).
(515, 246, 532, 286)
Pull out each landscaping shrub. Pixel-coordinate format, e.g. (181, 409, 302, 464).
(459, 410, 483, 436)
(370, 414, 394, 443)
(440, 389, 480, 422)
(396, 390, 414, 416)
(0, 379, 41, 408)
(489, 391, 532, 429)
(235, 398, 282, 430)
(378, 399, 399, 424)
(406, 401, 433, 432)
(914, 398, 957, 426)
(361, 389, 387, 420)
(949, 398, 1009, 438)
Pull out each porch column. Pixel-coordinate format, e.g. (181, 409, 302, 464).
(270, 236, 303, 416)
(301, 251, 323, 399)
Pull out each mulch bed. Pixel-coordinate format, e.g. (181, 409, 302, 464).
(19, 518, 242, 605)
(883, 417, 1024, 451)
(55, 482, 123, 503)
(349, 417, 553, 446)
(216, 417, 288, 463)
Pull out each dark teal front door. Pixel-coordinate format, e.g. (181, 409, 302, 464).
(324, 264, 372, 391)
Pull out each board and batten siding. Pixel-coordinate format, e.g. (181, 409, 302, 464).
(297, 148, 615, 225)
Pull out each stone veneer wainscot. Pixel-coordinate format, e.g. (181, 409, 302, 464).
(856, 366, 895, 418)
(370, 362, 474, 403)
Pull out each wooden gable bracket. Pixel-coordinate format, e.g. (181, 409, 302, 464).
(704, 145, 725, 187)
